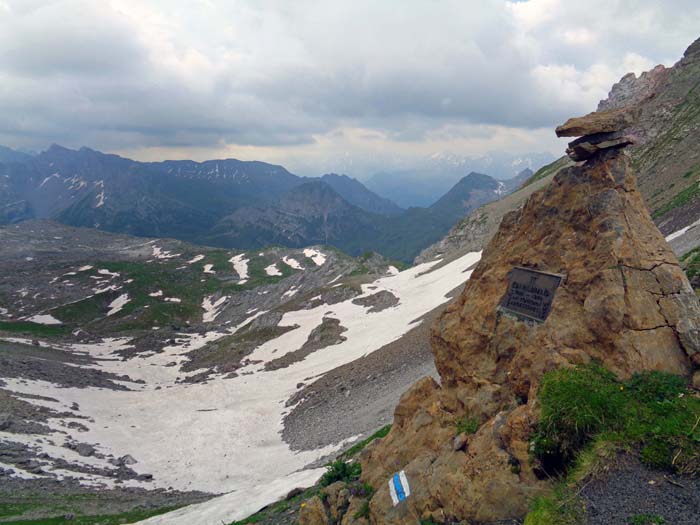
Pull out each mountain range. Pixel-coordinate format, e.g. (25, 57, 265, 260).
(0, 144, 531, 262)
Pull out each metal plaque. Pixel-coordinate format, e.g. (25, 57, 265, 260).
(499, 267, 563, 322)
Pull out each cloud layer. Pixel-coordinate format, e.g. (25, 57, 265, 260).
(0, 0, 698, 175)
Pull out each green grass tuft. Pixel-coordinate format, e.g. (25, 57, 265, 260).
(681, 247, 700, 284)
(532, 364, 700, 476)
(341, 425, 391, 459)
(455, 416, 480, 435)
(627, 513, 666, 525)
(319, 460, 362, 487)
(524, 485, 585, 525)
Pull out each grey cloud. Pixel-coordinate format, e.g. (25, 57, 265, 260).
(0, 0, 698, 164)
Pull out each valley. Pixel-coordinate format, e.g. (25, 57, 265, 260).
(0, 220, 481, 524)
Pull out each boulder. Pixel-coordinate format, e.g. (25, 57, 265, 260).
(345, 145, 700, 524)
(75, 443, 95, 457)
(298, 496, 329, 525)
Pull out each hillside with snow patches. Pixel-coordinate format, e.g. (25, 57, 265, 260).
(0, 221, 480, 523)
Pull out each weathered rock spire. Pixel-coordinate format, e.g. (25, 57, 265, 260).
(300, 107, 700, 525)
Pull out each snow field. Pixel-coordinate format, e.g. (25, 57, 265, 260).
(1, 251, 482, 525)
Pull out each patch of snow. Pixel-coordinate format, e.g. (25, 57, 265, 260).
(282, 287, 299, 298)
(265, 264, 282, 276)
(106, 294, 129, 316)
(0, 307, 8, 317)
(203, 264, 215, 274)
(95, 189, 105, 208)
(25, 256, 34, 261)
(39, 173, 60, 188)
(666, 218, 700, 242)
(282, 256, 304, 270)
(165, 297, 181, 303)
(25, 314, 62, 325)
(152, 246, 179, 260)
(386, 265, 400, 275)
(94, 284, 121, 295)
(229, 254, 249, 282)
(148, 290, 163, 297)
(78, 265, 93, 272)
(303, 248, 327, 266)
(201, 295, 228, 323)
(187, 255, 205, 264)
(327, 274, 343, 285)
(140, 470, 326, 525)
(98, 269, 120, 278)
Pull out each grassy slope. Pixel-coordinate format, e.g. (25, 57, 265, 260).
(0, 248, 311, 338)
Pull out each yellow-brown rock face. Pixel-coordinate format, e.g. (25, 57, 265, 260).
(355, 147, 700, 524)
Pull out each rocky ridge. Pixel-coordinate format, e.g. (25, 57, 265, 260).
(299, 109, 700, 524)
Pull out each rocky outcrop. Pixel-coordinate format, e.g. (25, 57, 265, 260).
(317, 115, 700, 523)
(598, 65, 671, 112)
(299, 481, 370, 525)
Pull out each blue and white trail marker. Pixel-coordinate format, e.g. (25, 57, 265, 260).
(388, 470, 411, 506)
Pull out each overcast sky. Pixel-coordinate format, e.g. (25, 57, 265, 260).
(1, 0, 699, 177)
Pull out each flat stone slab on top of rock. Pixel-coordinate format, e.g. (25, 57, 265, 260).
(555, 106, 640, 137)
(556, 106, 641, 162)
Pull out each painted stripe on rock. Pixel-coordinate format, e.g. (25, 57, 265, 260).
(388, 470, 410, 506)
(399, 470, 411, 498)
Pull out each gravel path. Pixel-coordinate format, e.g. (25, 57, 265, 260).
(281, 287, 462, 451)
(582, 455, 700, 524)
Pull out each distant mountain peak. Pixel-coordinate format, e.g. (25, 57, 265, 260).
(320, 172, 403, 216)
